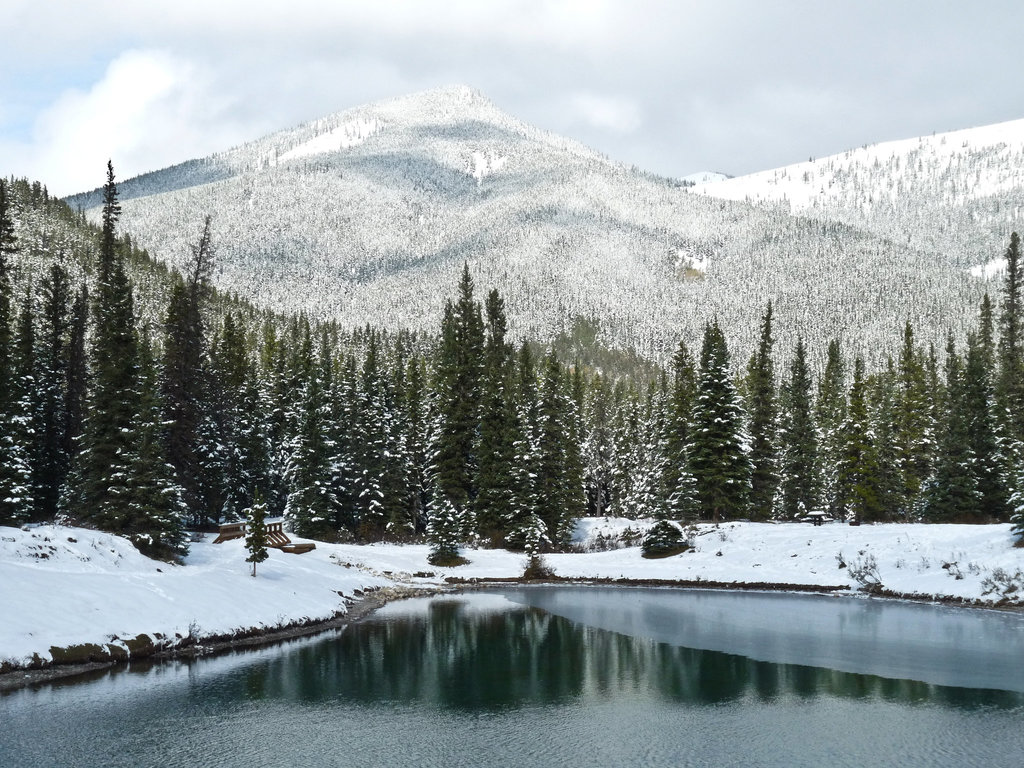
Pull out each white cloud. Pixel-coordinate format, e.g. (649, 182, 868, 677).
(569, 93, 642, 134)
(11, 49, 260, 196)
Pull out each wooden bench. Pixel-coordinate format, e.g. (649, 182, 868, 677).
(212, 522, 246, 543)
(211, 519, 316, 554)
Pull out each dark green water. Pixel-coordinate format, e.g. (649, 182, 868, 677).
(3, 588, 1023, 767)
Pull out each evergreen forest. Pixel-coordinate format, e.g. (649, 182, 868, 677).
(2, 167, 1024, 563)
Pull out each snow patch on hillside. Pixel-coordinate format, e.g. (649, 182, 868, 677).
(470, 150, 508, 184)
(971, 257, 1007, 279)
(278, 117, 383, 163)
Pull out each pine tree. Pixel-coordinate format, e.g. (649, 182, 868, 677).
(746, 302, 778, 520)
(0, 289, 36, 524)
(895, 322, 931, 516)
(609, 382, 642, 518)
(778, 336, 819, 518)
(403, 355, 430, 535)
(244, 492, 270, 576)
(535, 351, 584, 548)
(124, 332, 188, 558)
(431, 265, 484, 514)
(687, 321, 750, 520)
(1010, 467, 1024, 545)
(963, 332, 1008, 521)
(504, 342, 543, 550)
(923, 336, 981, 522)
(64, 284, 88, 461)
(0, 178, 29, 525)
(161, 216, 214, 524)
(634, 377, 669, 519)
(837, 358, 885, 523)
(71, 163, 147, 534)
(426, 481, 469, 566)
(582, 372, 614, 517)
(284, 320, 336, 539)
(33, 264, 73, 519)
(816, 339, 847, 518)
(996, 233, 1024, 445)
(474, 289, 518, 542)
(868, 360, 902, 519)
(663, 340, 698, 520)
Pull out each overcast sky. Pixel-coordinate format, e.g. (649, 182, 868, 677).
(3, 0, 1023, 197)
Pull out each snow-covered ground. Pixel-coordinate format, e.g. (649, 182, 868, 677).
(3, 519, 1023, 670)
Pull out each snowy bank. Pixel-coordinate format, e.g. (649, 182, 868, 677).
(3, 520, 1023, 672)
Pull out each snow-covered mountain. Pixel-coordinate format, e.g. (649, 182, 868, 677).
(67, 86, 1013, 364)
(693, 119, 1024, 276)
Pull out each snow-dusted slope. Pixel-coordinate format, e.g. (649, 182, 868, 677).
(694, 119, 1024, 273)
(0, 525, 390, 669)
(67, 87, 1005, 363)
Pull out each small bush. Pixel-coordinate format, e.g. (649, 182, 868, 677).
(426, 550, 469, 568)
(981, 567, 1024, 599)
(847, 553, 882, 593)
(522, 555, 555, 580)
(642, 520, 690, 559)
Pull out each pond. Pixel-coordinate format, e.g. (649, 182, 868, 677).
(3, 587, 1023, 767)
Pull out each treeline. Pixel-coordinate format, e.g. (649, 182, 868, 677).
(1, 168, 1023, 563)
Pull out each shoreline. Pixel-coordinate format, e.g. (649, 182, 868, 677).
(4, 576, 1020, 694)
(0, 585, 433, 694)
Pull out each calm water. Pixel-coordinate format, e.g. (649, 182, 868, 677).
(3, 588, 1024, 768)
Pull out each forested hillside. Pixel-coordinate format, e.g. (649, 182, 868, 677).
(4, 169, 1024, 565)
(694, 118, 1024, 272)
(66, 87, 993, 366)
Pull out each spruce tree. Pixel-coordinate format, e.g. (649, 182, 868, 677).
(71, 162, 147, 535)
(816, 339, 847, 518)
(0, 289, 36, 524)
(431, 265, 484, 513)
(895, 323, 931, 516)
(0, 178, 29, 525)
(352, 331, 387, 534)
(125, 332, 188, 558)
(64, 284, 88, 461)
(244, 492, 270, 576)
(33, 264, 73, 519)
(426, 484, 468, 566)
(837, 358, 885, 523)
(505, 342, 544, 550)
(996, 233, 1024, 444)
(582, 372, 614, 517)
(535, 351, 584, 548)
(403, 355, 430, 535)
(474, 289, 517, 542)
(635, 377, 669, 519)
(284, 320, 336, 538)
(778, 336, 819, 518)
(663, 340, 698, 520)
(746, 302, 778, 520)
(609, 382, 642, 518)
(687, 321, 750, 521)
(868, 360, 902, 519)
(963, 332, 1008, 521)
(923, 336, 981, 522)
(161, 216, 214, 524)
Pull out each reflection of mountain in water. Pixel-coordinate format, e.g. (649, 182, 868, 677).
(238, 600, 1023, 711)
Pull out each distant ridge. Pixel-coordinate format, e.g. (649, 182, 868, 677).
(67, 86, 1017, 364)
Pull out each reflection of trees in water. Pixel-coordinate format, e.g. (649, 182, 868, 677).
(240, 603, 1024, 711)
